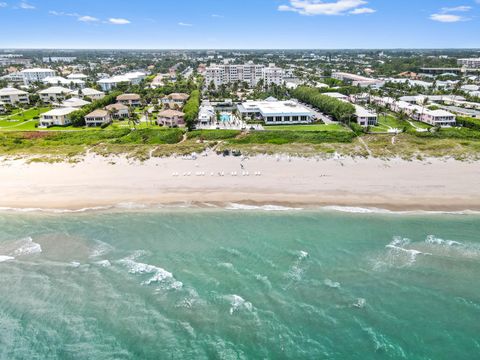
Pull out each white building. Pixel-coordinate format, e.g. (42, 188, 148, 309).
(20, 68, 56, 85)
(237, 100, 313, 124)
(42, 76, 85, 88)
(458, 58, 480, 69)
(205, 63, 284, 88)
(97, 71, 146, 91)
(43, 56, 77, 63)
(0, 101, 5, 113)
(353, 105, 377, 126)
(371, 96, 456, 127)
(0, 87, 29, 106)
(67, 73, 88, 80)
(58, 97, 90, 108)
(80, 88, 105, 101)
(84, 109, 111, 127)
(198, 104, 215, 124)
(39, 107, 77, 127)
(38, 86, 74, 103)
(332, 72, 384, 87)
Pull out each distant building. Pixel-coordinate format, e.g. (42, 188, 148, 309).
(20, 68, 56, 85)
(42, 76, 85, 88)
(67, 73, 88, 80)
(205, 63, 284, 88)
(458, 58, 480, 69)
(237, 100, 313, 125)
(97, 72, 146, 91)
(43, 57, 77, 63)
(332, 72, 384, 87)
(84, 109, 111, 127)
(0, 87, 29, 106)
(157, 109, 185, 127)
(39, 107, 77, 127)
(58, 97, 90, 108)
(116, 93, 141, 107)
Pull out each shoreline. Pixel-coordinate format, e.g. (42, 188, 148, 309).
(1, 154, 480, 213)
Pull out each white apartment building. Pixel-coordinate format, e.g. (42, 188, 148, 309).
(237, 100, 313, 124)
(38, 86, 74, 103)
(79, 88, 105, 101)
(84, 109, 111, 127)
(457, 58, 480, 69)
(43, 57, 77, 63)
(97, 71, 146, 91)
(42, 76, 85, 88)
(39, 107, 77, 127)
(332, 72, 384, 87)
(20, 68, 56, 85)
(205, 63, 284, 88)
(353, 105, 377, 127)
(0, 87, 30, 106)
(371, 96, 456, 127)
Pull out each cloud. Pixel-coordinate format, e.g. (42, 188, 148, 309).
(440, 6, 471, 13)
(278, 0, 374, 16)
(430, 4, 472, 23)
(108, 18, 130, 25)
(78, 15, 99, 22)
(0, 2, 7, 8)
(178, 22, 193, 26)
(430, 13, 466, 23)
(19, 1, 34, 9)
(350, 7, 375, 14)
(211, 14, 224, 18)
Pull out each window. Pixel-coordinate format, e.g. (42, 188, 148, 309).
(275, 116, 282, 122)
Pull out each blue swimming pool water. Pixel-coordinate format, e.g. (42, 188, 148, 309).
(220, 114, 231, 122)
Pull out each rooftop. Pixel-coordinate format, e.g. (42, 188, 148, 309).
(0, 87, 28, 96)
(42, 107, 77, 116)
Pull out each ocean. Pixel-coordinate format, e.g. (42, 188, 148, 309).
(0, 206, 479, 359)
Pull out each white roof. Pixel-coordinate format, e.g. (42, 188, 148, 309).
(21, 68, 55, 73)
(38, 86, 74, 95)
(240, 100, 312, 116)
(67, 73, 88, 79)
(324, 92, 348, 99)
(428, 109, 455, 117)
(42, 107, 77, 116)
(81, 87, 104, 96)
(0, 87, 28, 96)
(354, 105, 376, 118)
(61, 97, 90, 108)
(98, 75, 131, 84)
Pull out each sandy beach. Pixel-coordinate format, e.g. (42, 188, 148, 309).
(1, 153, 479, 211)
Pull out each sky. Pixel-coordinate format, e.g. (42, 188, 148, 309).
(0, 0, 479, 49)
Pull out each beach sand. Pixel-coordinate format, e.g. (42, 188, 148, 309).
(1, 153, 479, 211)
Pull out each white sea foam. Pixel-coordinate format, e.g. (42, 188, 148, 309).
(11, 237, 42, 257)
(353, 298, 366, 308)
(323, 206, 480, 216)
(224, 294, 253, 315)
(94, 260, 112, 268)
(324, 279, 341, 289)
(70, 261, 81, 268)
(0, 206, 112, 214)
(89, 240, 114, 258)
(225, 203, 303, 211)
(425, 235, 462, 247)
(119, 253, 180, 289)
(217, 262, 239, 274)
(0, 255, 15, 262)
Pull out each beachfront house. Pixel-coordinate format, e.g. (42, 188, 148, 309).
(38, 86, 74, 104)
(157, 109, 185, 127)
(353, 105, 378, 127)
(0, 87, 30, 106)
(161, 93, 190, 109)
(39, 107, 77, 127)
(84, 109, 111, 127)
(237, 100, 314, 124)
(58, 97, 91, 108)
(116, 93, 141, 107)
(105, 103, 130, 119)
(198, 105, 216, 125)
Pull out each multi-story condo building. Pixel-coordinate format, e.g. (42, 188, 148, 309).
(457, 58, 480, 69)
(205, 62, 284, 88)
(20, 68, 56, 85)
(39, 107, 77, 127)
(38, 86, 74, 104)
(97, 72, 146, 91)
(43, 57, 77, 63)
(237, 99, 313, 124)
(0, 87, 30, 106)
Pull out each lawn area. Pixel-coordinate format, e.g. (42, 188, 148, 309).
(370, 115, 410, 133)
(264, 124, 348, 132)
(0, 107, 51, 130)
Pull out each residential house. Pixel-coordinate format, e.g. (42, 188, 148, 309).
(116, 93, 141, 107)
(0, 101, 5, 113)
(161, 93, 189, 109)
(237, 100, 314, 124)
(198, 105, 215, 125)
(105, 103, 130, 119)
(38, 86, 74, 104)
(80, 88, 105, 101)
(59, 97, 91, 108)
(84, 109, 111, 127)
(39, 107, 77, 127)
(0, 87, 30, 106)
(157, 109, 185, 127)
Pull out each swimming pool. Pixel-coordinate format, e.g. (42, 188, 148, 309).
(220, 113, 231, 122)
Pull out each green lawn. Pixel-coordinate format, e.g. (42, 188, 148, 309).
(0, 107, 51, 130)
(264, 124, 348, 132)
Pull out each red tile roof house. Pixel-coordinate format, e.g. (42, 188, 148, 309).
(157, 109, 185, 127)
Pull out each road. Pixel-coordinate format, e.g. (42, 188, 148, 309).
(298, 102, 337, 125)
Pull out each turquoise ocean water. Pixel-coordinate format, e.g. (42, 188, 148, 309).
(0, 207, 479, 359)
